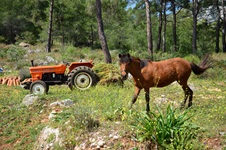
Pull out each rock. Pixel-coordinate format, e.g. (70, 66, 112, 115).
(113, 135, 120, 140)
(35, 49, 42, 53)
(219, 132, 225, 136)
(97, 140, 106, 148)
(27, 49, 34, 54)
(48, 110, 57, 120)
(49, 99, 74, 108)
(49, 101, 62, 108)
(19, 42, 30, 47)
(22, 94, 39, 106)
(155, 95, 168, 105)
(46, 56, 55, 63)
(61, 99, 74, 107)
(34, 126, 62, 150)
(27, 49, 42, 54)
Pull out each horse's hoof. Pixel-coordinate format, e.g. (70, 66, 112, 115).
(180, 103, 185, 109)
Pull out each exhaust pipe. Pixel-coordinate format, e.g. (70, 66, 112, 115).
(31, 60, 34, 67)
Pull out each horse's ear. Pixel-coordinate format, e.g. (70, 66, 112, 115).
(127, 53, 130, 57)
(118, 54, 122, 58)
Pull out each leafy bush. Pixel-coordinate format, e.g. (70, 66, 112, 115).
(61, 46, 91, 61)
(19, 68, 31, 81)
(0, 48, 8, 58)
(6, 46, 26, 61)
(132, 105, 202, 149)
(16, 31, 37, 45)
(183, 54, 200, 63)
(54, 106, 100, 132)
(0, 36, 6, 43)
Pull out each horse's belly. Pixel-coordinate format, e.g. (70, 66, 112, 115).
(153, 76, 177, 87)
(156, 81, 173, 87)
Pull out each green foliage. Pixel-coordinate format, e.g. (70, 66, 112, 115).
(0, 0, 224, 55)
(53, 106, 99, 131)
(61, 46, 92, 61)
(18, 68, 31, 82)
(0, 36, 6, 43)
(16, 31, 37, 45)
(183, 54, 200, 63)
(5, 46, 26, 61)
(132, 105, 202, 149)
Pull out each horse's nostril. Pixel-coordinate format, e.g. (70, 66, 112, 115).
(121, 74, 128, 80)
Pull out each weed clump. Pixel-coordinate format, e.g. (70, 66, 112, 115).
(131, 105, 203, 149)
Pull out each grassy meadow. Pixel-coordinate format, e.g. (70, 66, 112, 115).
(0, 46, 226, 149)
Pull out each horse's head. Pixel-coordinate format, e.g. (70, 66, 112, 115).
(118, 53, 132, 80)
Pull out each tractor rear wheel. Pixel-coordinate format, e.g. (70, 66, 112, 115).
(67, 66, 98, 90)
(30, 80, 49, 94)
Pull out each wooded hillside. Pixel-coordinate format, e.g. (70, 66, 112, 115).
(0, 0, 226, 55)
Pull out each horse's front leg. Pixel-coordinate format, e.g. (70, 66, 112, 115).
(144, 88, 150, 112)
(130, 86, 141, 109)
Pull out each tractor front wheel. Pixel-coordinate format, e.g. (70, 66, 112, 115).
(30, 80, 49, 94)
(67, 66, 98, 90)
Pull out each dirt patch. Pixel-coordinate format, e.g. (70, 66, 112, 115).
(203, 137, 224, 150)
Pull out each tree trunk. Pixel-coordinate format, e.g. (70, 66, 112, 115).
(162, 0, 166, 53)
(96, 0, 112, 63)
(156, 0, 163, 51)
(46, 0, 54, 53)
(216, 0, 220, 53)
(145, 0, 153, 57)
(90, 25, 94, 47)
(222, 0, 226, 53)
(172, 0, 177, 52)
(192, 0, 198, 53)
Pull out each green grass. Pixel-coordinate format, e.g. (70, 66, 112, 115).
(1, 49, 226, 149)
(1, 75, 226, 149)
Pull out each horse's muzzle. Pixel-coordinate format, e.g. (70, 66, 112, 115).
(121, 72, 128, 80)
(120, 69, 128, 80)
(121, 73, 128, 80)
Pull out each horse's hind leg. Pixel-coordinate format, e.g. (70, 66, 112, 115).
(187, 86, 193, 107)
(144, 88, 150, 112)
(182, 85, 193, 108)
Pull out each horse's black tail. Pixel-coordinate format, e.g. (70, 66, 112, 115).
(190, 54, 212, 75)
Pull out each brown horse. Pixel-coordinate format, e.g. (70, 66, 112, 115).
(118, 53, 211, 112)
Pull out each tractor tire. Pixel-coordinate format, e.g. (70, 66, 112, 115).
(30, 80, 49, 95)
(67, 66, 98, 90)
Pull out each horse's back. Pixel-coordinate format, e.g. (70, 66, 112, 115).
(144, 57, 191, 87)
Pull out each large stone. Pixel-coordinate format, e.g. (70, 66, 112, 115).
(46, 56, 56, 63)
(34, 126, 62, 150)
(19, 42, 30, 47)
(22, 94, 38, 106)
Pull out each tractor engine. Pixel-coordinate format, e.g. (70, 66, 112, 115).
(42, 73, 67, 85)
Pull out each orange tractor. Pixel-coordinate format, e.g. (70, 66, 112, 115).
(21, 60, 98, 94)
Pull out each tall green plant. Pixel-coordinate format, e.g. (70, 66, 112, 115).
(132, 105, 202, 149)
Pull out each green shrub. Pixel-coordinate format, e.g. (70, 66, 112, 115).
(54, 106, 100, 132)
(61, 46, 92, 61)
(0, 36, 6, 43)
(132, 105, 202, 149)
(0, 48, 7, 58)
(18, 68, 31, 81)
(6, 46, 26, 61)
(16, 31, 37, 45)
(183, 54, 200, 63)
